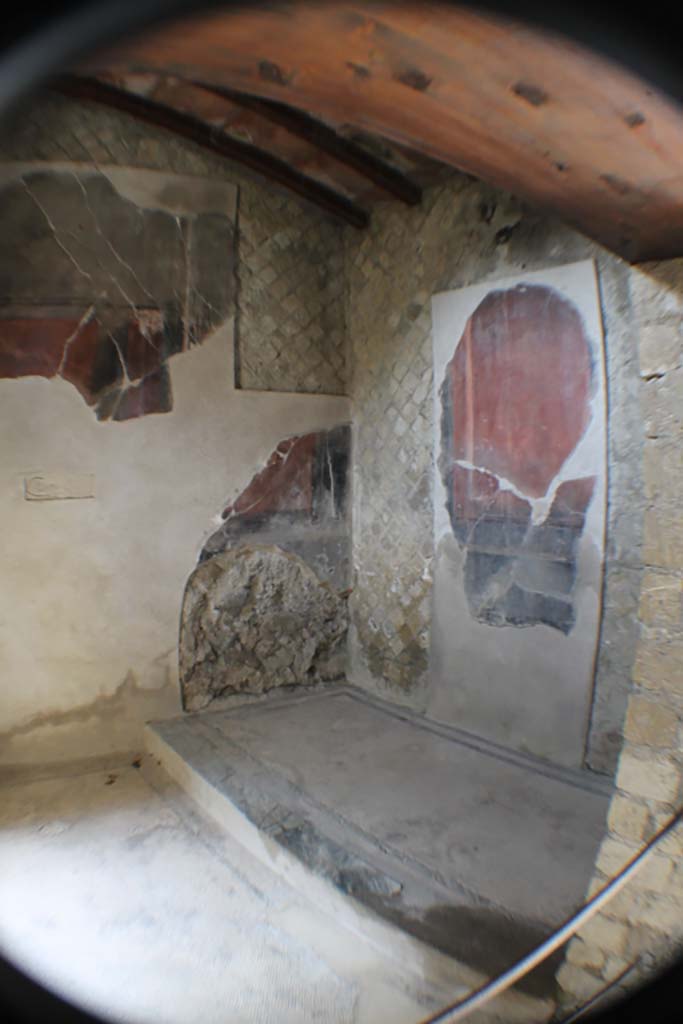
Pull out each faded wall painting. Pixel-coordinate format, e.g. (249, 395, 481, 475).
(180, 426, 351, 710)
(0, 165, 236, 421)
(428, 261, 606, 767)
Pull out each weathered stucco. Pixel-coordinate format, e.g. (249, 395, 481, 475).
(0, 96, 350, 766)
(429, 262, 608, 767)
(3, 91, 348, 399)
(0, 163, 236, 418)
(180, 546, 348, 710)
(202, 425, 351, 590)
(345, 178, 644, 775)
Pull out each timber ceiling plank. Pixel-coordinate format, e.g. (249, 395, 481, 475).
(51, 74, 370, 228)
(199, 85, 422, 205)
(78, 2, 683, 259)
(96, 70, 427, 203)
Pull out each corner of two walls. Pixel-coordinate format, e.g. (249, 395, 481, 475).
(343, 176, 646, 778)
(0, 92, 350, 768)
(342, 179, 683, 1002)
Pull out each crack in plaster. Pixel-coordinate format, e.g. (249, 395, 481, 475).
(56, 304, 96, 376)
(70, 169, 158, 307)
(21, 179, 95, 285)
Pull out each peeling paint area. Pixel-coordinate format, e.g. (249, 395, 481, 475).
(203, 426, 351, 589)
(430, 261, 608, 765)
(0, 165, 236, 420)
(182, 427, 352, 710)
(438, 283, 597, 634)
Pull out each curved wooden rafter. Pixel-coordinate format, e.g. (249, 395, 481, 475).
(67, 1, 683, 259)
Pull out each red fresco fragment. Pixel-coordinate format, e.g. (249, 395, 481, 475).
(222, 433, 317, 520)
(446, 284, 593, 498)
(0, 317, 80, 379)
(547, 476, 597, 525)
(121, 312, 166, 382)
(114, 366, 171, 421)
(59, 318, 110, 404)
(451, 463, 532, 524)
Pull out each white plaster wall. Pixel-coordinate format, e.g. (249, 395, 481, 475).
(429, 260, 607, 767)
(0, 322, 349, 764)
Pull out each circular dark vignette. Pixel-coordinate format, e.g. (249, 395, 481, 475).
(0, 2, 681, 1023)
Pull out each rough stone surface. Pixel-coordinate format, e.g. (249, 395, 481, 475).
(345, 179, 643, 774)
(180, 546, 348, 711)
(558, 257, 683, 1012)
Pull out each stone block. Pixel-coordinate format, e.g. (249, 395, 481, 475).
(633, 635, 683, 695)
(630, 260, 683, 321)
(602, 884, 643, 922)
(596, 836, 637, 877)
(643, 441, 683, 505)
(640, 368, 683, 439)
(624, 696, 679, 747)
(638, 571, 683, 628)
(607, 794, 650, 842)
(616, 751, 680, 803)
(638, 321, 682, 378)
(652, 820, 683, 857)
(236, 184, 346, 396)
(578, 916, 629, 956)
(556, 962, 600, 1003)
(633, 895, 683, 934)
(566, 938, 606, 972)
(635, 854, 675, 894)
(644, 509, 683, 571)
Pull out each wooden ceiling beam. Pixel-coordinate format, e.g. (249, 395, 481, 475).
(50, 74, 370, 229)
(78, 4, 683, 261)
(199, 84, 422, 206)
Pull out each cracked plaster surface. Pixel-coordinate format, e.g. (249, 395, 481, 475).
(439, 283, 598, 634)
(0, 164, 236, 420)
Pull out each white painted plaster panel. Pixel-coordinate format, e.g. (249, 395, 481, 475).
(428, 260, 607, 767)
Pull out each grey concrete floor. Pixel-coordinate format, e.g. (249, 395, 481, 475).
(0, 758, 459, 1024)
(183, 689, 611, 928)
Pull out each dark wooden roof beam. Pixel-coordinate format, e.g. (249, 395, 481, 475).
(50, 75, 370, 229)
(198, 84, 423, 206)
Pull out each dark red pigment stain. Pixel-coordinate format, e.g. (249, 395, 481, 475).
(222, 433, 318, 521)
(0, 317, 83, 379)
(113, 365, 171, 422)
(116, 312, 167, 382)
(61, 319, 120, 405)
(444, 284, 593, 498)
(440, 284, 596, 634)
(202, 426, 350, 573)
(0, 309, 175, 420)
